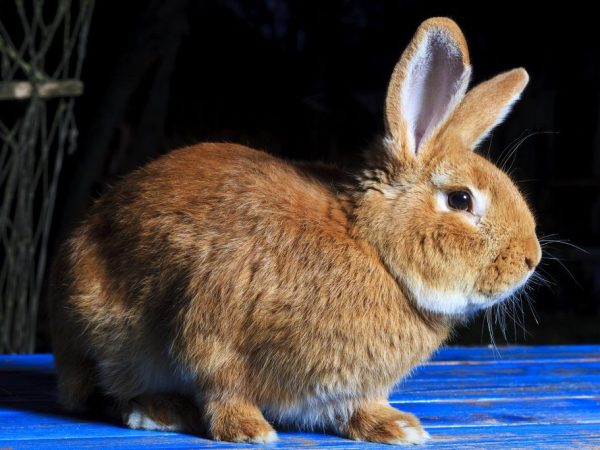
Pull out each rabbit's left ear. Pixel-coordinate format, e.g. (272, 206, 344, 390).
(384, 18, 472, 160)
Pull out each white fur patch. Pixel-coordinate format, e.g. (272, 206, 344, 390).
(431, 171, 451, 187)
(403, 267, 533, 316)
(250, 430, 278, 444)
(381, 185, 401, 200)
(388, 420, 430, 445)
(125, 407, 182, 432)
(434, 191, 451, 213)
(405, 279, 479, 315)
(470, 187, 488, 218)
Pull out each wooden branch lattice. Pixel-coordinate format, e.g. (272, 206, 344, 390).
(0, 0, 95, 353)
(0, 80, 83, 100)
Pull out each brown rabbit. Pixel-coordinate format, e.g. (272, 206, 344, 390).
(49, 17, 541, 445)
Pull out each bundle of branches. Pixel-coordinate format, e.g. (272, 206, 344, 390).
(0, 0, 94, 353)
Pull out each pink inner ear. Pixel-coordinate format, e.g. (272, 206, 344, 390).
(404, 30, 469, 152)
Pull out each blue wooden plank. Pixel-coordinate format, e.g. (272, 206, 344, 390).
(430, 345, 600, 362)
(406, 396, 600, 427)
(2, 424, 600, 449)
(2, 396, 598, 440)
(1, 346, 599, 448)
(391, 383, 600, 403)
(405, 360, 600, 382)
(0, 354, 55, 369)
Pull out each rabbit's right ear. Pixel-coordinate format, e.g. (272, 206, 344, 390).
(384, 18, 471, 162)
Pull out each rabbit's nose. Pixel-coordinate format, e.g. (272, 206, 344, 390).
(524, 237, 541, 270)
(525, 256, 535, 270)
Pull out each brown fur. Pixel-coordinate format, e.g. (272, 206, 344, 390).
(346, 400, 427, 443)
(49, 18, 540, 445)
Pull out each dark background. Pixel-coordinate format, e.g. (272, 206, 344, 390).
(38, 0, 600, 347)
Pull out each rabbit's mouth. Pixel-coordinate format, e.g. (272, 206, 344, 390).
(481, 270, 535, 307)
(460, 269, 536, 317)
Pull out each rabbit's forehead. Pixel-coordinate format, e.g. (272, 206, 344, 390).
(429, 153, 513, 193)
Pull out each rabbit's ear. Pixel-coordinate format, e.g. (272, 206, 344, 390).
(384, 18, 471, 159)
(441, 68, 529, 150)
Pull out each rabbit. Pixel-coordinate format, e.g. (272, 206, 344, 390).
(48, 17, 541, 445)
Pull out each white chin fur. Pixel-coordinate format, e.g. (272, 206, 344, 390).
(409, 285, 481, 316)
(405, 272, 533, 316)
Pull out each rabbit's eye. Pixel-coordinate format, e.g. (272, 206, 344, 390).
(447, 191, 472, 212)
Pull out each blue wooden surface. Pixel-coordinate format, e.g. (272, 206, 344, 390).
(1, 346, 599, 448)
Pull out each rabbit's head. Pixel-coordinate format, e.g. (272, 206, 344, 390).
(355, 18, 540, 315)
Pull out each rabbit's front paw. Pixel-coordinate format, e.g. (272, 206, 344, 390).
(346, 402, 430, 445)
(207, 400, 277, 443)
